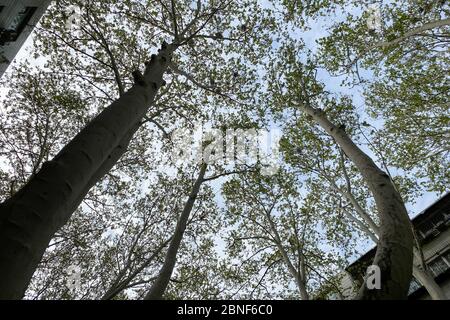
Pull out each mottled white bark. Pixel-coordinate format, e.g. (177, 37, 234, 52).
(299, 104, 413, 299)
(0, 43, 175, 299)
(326, 163, 446, 300)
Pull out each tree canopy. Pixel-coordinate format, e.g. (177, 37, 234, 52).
(0, 0, 448, 300)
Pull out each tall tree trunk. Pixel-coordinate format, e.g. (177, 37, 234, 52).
(297, 254, 309, 300)
(0, 43, 175, 299)
(412, 265, 447, 300)
(300, 104, 413, 300)
(327, 175, 445, 299)
(347, 211, 445, 300)
(144, 164, 207, 300)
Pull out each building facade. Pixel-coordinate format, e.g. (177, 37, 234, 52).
(335, 193, 450, 299)
(0, 0, 51, 77)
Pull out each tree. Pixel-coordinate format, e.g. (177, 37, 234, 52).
(0, 0, 446, 301)
(316, 0, 449, 193)
(0, 67, 90, 201)
(144, 163, 208, 299)
(0, 36, 175, 299)
(0, 0, 278, 299)
(276, 0, 449, 298)
(280, 114, 447, 299)
(222, 169, 349, 299)
(267, 44, 414, 299)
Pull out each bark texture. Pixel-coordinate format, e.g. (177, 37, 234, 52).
(326, 173, 445, 299)
(412, 265, 447, 300)
(0, 43, 175, 299)
(144, 164, 207, 300)
(300, 105, 413, 300)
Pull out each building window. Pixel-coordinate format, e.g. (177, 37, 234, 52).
(442, 250, 450, 266)
(408, 278, 421, 295)
(0, 7, 37, 45)
(428, 255, 450, 277)
(8, 7, 38, 35)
